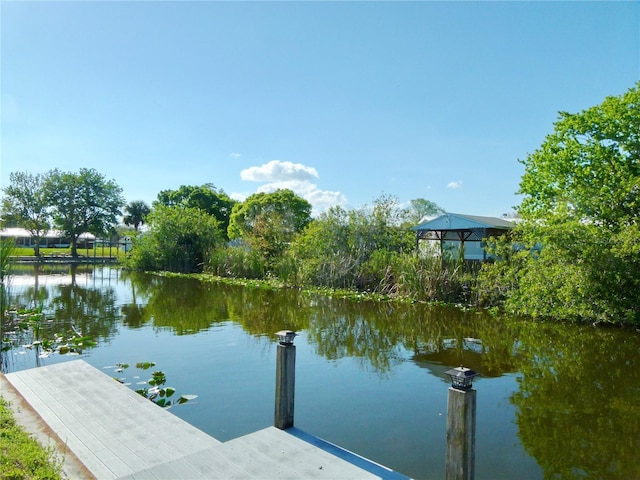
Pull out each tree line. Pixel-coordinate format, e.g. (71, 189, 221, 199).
(2, 82, 639, 324)
(127, 188, 452, 300)
(1, 168, 125, 257)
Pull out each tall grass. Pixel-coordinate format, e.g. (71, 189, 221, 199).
(207, 244, 471, 304)
(382, 252, 469, 303)
(207, 246, 266, 279)
(0, 238, 15, 282)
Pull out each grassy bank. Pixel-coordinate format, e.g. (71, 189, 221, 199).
(161, 270, 449, 305)
(0, 396, 62, 480)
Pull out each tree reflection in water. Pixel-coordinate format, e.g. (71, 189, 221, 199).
(2, 264, 118, 371)
(511, 322, 640, 480)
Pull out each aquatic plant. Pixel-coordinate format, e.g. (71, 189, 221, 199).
(112, 361, 197, 408)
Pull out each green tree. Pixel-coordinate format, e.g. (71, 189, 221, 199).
(403, 198, 444, 225)
(227, 189, 311, 260)
(126, 205, 223, 273)
(482, 83, 640, 323)
(123, 200, 151, 231)
(1, 172, 51, 257)
(45, 169, 124, 257)
(519, 83, 640, 227)
(155, 184, 236, 239)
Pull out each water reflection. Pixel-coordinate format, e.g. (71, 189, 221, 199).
(511, 321, 640, 480)
(127, 273, 231, 334)
(3, 266, 640, 479)
(2, 264, 119, 371)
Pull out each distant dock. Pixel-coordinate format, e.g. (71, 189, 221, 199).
(11, 255, 118, 264)
(4, 360, 410, 479)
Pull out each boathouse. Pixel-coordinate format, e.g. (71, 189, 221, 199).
(412, 213, 515, 261)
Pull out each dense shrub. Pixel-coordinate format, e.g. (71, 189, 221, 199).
(288, 196, 415, 290)
(125, 205, 222, 273)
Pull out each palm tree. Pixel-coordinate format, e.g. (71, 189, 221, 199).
(123, 201, 151, 231)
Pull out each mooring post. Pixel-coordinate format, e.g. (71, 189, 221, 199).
(274, 330, 297, 430)
(444, 366, 479, 480)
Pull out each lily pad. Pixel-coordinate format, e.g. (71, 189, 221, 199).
(177, 394, 198, 404)
(136, 361, 156, 370)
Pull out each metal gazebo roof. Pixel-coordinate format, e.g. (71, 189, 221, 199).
(411, 213, 515, 244)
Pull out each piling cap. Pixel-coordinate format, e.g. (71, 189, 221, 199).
(444, 366, 479, 391)
(275, 330, 297, 345)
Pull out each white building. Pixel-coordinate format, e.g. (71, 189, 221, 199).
(0, 228, 96, 249)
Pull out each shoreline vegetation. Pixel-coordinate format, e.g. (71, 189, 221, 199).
(0, 396, 63, 480)
(168, 270, 462, 307)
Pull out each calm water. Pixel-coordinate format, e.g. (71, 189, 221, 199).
(2, 265, 639, 480)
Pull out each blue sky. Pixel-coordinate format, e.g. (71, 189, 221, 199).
(2, 1, 638, 218)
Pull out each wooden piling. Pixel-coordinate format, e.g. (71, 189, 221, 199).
(274, 341, 296, 429)
(445, 387, 476, 480)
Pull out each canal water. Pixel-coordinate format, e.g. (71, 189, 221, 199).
(2, 265, 639, 480)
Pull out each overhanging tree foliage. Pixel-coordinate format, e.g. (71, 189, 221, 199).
(480, 83, 640, 323)
(45, 168, 124, 257)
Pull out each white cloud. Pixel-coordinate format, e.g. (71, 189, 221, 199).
(305, 189, 348, 213)
(230, 191, 249, 202)
(240, 160, 318, 182)
(230, 152, 242, 158)
(238, 160, 346, 215)
(255, 180, 347, 215)
(447, 181, 463, 189)
(256, 180, 316, 195)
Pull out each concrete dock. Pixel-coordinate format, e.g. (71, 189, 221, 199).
(4, 360, 409, 479)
